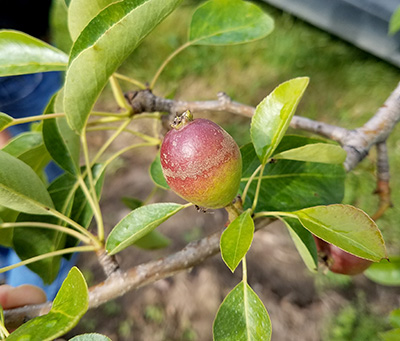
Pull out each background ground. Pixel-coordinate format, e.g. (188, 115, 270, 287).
(51, 1, 400, 340)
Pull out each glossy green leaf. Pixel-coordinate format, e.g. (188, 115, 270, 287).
(121, 197, 170, 249)
(273, 143, 346, 164)
(7, 267, 88, 341)
(13, 212, 66, 284)
(0, 150, 54, 215)
(106, 203, 185, 255)
(389, 6, 400, 35)
(64, 0, 183, 133)
(2, 132, 51, 175)
(50, 164, 105, 252)
(43, 116, 80, 175)
(283, 218, 318, 272)
(220, 210, 254, 272)
(150, 153, 170, 189)
(272, 134, 335, 154)
(68, 0, 117, 41)
(11, 167, 84, 283)
(240, 142, 345, 212)
(69, 334, 112, 341)
(11, 164, 105, 283)
(134, 230, 171, 249)
(292, 204, 386, 262)
(364, 257, 400, 286)
(54, 87, 65, 113)
(0, 30, 68, 76)
(0, 208, 16, 247)
(42, 90, 80, 175)
(380, 329, 400, 341)
(189, 0, 274, 45)
(0, 112, 13, 131)
(213, 281, 271, 341)
(250, 77, 309, 164)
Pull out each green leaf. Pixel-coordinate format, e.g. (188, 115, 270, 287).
(64, 0, 183, 133)
(389, 309, 400, 328)
(0, 112, 13, 131)
(272, 134, 335, 154)
(2, 132, 51, 175)
(50, 164, 105, 253)
(364, 257, 400, 286)
(122, 196, 143, 210)
(0, 207, 18, 247)
(10, 166, 101, 284)
(283, 218, 318, 272)
(0, 30, 68, 76)
(189, 0, 274, 45)
(292, 204, 387, 262)
(220, 210, 254, 272)
(389, 6, 400, 35)
(43, 116, 80, 175)
(13, 212, 66, 284)
(213, 281, 271, 341)
(106, 203, 185, 255)
(134, 230, 171, 250)
(0, 150, 54, 215)
(7, 267, 88, 341)
(68, 0, 117, 41)
(69, 334, 112, 341)
(250, 77, 309, 164)
(150, 153, 170, 190)
(42, 90, 80, 175)
(240, 142, 345, 212)
(11, 164, 105, 283)
(380, 329, 400, 341)
(273, 143, 346, 164)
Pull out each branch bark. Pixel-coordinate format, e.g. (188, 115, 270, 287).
(4, 219, 271, 329)
(372, 141, 392, 220)
(126, 82, 400, 171)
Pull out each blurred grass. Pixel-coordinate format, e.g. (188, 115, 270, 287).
(322, 291, 390, 341)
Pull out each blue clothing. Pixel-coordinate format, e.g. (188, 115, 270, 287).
(0, 71, 75, 300)
(0, 72, 61, 135)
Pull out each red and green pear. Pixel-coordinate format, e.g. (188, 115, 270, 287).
(160, 111, 242, 209)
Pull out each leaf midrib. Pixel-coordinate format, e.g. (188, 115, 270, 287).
(68, 0, 151, 65)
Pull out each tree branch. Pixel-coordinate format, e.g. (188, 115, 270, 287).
(4, 219, 271, 329)
(342, 82, 400, 171)
(372, 141, 392, 221)
(126, 82, 400, 171)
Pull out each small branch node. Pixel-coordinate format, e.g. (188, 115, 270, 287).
(96, 249, 121, 278)
(217, 92, 232, 105)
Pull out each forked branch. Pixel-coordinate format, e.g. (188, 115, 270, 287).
(125, 81, 400, 171)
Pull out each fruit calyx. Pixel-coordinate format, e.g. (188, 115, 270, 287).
(171, 110, 194, 130)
